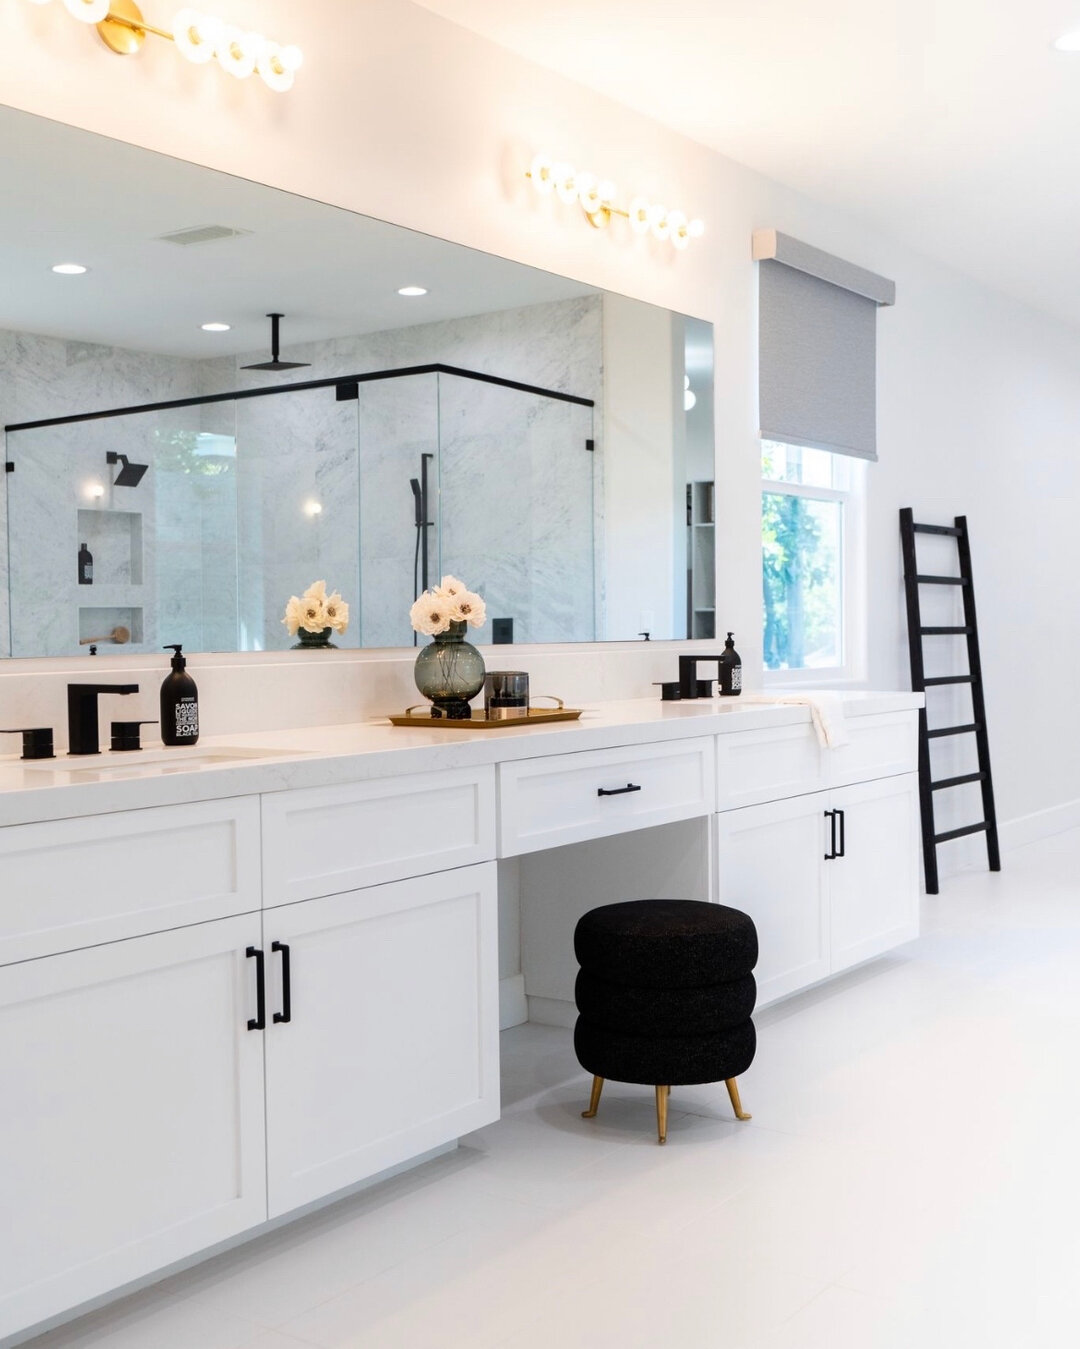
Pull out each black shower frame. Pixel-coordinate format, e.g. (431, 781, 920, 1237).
(4, 362, 595, 433)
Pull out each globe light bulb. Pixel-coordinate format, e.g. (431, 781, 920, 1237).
(304, 500, 322, 517)
(256, 39, 294, 91)
(668, 210, 689, 250)
(277, 44, 303, 71)
(628, 196, 651, 235)
(648, 203, 671, 241)
(687, 218, 705, 238)
(1054, 29, 1080, 49)
(216, 25, 258, 78)
(552, 162, 577, 205)
(173, 9, 222, 63)
(85, 482, 105, 500)
(529, 153, 555, 195)
(63, 0, 108, 21)
(577, 172, 601, 214)
(597, 179, 617, 206)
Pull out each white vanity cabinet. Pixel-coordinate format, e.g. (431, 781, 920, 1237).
(716, 767, 919, 1005)
(0, 914, 268, 1340)
(261, 862, 499, 1216)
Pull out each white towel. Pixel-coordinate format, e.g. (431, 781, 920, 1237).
(742, 691, 850, 749)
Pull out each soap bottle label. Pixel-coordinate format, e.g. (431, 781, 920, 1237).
(174, 697, 199, 739)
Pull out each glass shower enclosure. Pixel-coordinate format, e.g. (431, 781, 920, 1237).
(4, 368, 596, 656)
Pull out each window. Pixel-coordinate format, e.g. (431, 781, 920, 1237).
(761, 441, 864, 681)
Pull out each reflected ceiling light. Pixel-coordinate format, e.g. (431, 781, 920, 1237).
(304, 500, 322, 517)
(51, 262, 88, 274)
(1055, 29, 1080, 49)
(528, 153, 703, 250)
(397, 285, 428, 297)
(200, 321, 230, 331)
(85, 482, 106, 499)
(23, 0, 301, 90)
(683, 375, 696, 411)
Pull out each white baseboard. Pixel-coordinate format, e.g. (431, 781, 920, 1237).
(526, 994, 577, 1029)
(499, 974, 528, 1029)
(999, 798, 1080, 854)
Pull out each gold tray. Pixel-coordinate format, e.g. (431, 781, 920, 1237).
(389, 703, 582, 729)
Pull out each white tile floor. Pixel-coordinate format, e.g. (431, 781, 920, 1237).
(23, 828, 1080, 1348)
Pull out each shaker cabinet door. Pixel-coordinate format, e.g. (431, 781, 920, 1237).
(715, 792, 831, 1006)
(828, 774, 920, 972)
(263, 862, 500, 1217)
(0, 914, 267, 1341)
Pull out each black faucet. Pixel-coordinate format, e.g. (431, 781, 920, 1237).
(677, 654, 725, 699)
(67, 684, 139, 756)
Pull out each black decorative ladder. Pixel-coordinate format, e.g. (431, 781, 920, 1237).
(899, 508, 1000, 894)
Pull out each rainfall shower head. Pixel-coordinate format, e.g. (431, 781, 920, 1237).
(106, 452, 148, 488)
(241, 313, 311, 371)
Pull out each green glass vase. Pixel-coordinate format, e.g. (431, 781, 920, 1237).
(414, 621, 485, 718)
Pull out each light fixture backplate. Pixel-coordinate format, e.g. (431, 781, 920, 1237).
(97, 0, 147, 54)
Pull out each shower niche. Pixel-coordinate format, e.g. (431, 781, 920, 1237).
(75, 509, 144, 587)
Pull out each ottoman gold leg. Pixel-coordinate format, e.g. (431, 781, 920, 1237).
(655, 1084, 669, 1144)
(582, 1076, 604, 1119)
(725, 1077, 751, 1121)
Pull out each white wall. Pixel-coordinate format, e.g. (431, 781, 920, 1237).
(2, 0, 1079, 854)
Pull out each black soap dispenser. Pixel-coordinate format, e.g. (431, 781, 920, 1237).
(160, 644, 199, 745)
(719, 632, 742, 697)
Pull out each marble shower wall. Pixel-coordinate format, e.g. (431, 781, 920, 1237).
(200, 295, 602, 649)
(1, 295, 602, 656)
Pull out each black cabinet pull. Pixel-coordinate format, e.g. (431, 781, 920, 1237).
(597, 783, 642, 797)
(836, 809, 846, 858)
(272, 941, 292, 1024)
(246, 946, 266, 1031)
(824, 810, 838, 860)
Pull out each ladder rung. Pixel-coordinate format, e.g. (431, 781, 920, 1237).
(923, 675, 974, 687)
(934, 822, 989, 844)
(912, 523, 962, 537)
(919, 626, 971, 635)
(931, 772, 986, 791)
(914, 574, 968, 585)
(926, 722, 981, 739)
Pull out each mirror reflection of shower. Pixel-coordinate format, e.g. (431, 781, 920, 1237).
(410, 452, 434, 646)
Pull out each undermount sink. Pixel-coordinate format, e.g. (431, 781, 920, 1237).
(22, 745, 305, 781)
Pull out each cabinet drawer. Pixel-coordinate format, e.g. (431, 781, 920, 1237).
(826, 713, 918, 788)
(0, 798, 261, 966)
(262, 766, 496, 905)
(716, 724, 823, 811)
(498, 737, 715, 856)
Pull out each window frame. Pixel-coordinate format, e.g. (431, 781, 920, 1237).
(761, 445, 866, 687)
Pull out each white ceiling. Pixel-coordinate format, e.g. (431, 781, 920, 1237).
(0, 107, 595, 359)
(416, 0, 1080, 328)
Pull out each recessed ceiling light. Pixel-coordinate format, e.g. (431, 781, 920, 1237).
(200, 322, 231, 332)
(397, 285, 428, 297)
(51, 263, 88, 275)
(1055, 30, 1080, 49)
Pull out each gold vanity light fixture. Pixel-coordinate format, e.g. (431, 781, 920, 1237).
(25, 0, 303, 91)
(526, 153, 704, 250)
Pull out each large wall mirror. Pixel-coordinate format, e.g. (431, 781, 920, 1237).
(0, 107, 715, 658)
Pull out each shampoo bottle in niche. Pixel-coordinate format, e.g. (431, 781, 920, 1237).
(78, 542, 93, 585)
(719, 632, 742, 696)
(160, 644, 199, 745)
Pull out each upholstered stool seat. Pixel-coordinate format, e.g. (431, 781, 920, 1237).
(573, 899, 758, 1143)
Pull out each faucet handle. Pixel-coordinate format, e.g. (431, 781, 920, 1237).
(0, 727, 55, 760)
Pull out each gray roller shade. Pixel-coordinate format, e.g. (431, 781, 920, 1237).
(754, 229, 894, 462)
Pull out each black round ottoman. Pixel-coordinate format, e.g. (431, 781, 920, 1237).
(573, 899, 757, 1143)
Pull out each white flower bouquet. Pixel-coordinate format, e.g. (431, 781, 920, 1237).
(409, 576, 486, 635)
(282, 580, 349, 637)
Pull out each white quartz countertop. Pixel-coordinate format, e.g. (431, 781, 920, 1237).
(0, 691, 922, 829)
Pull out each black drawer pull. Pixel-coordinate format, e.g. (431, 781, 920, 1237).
(836, 808, 846, 858)
(272, 941, 292, 1024)
(597, 783, 643, 797)
(824, 810, 837, 861)
(246, 946, 265, 1031)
